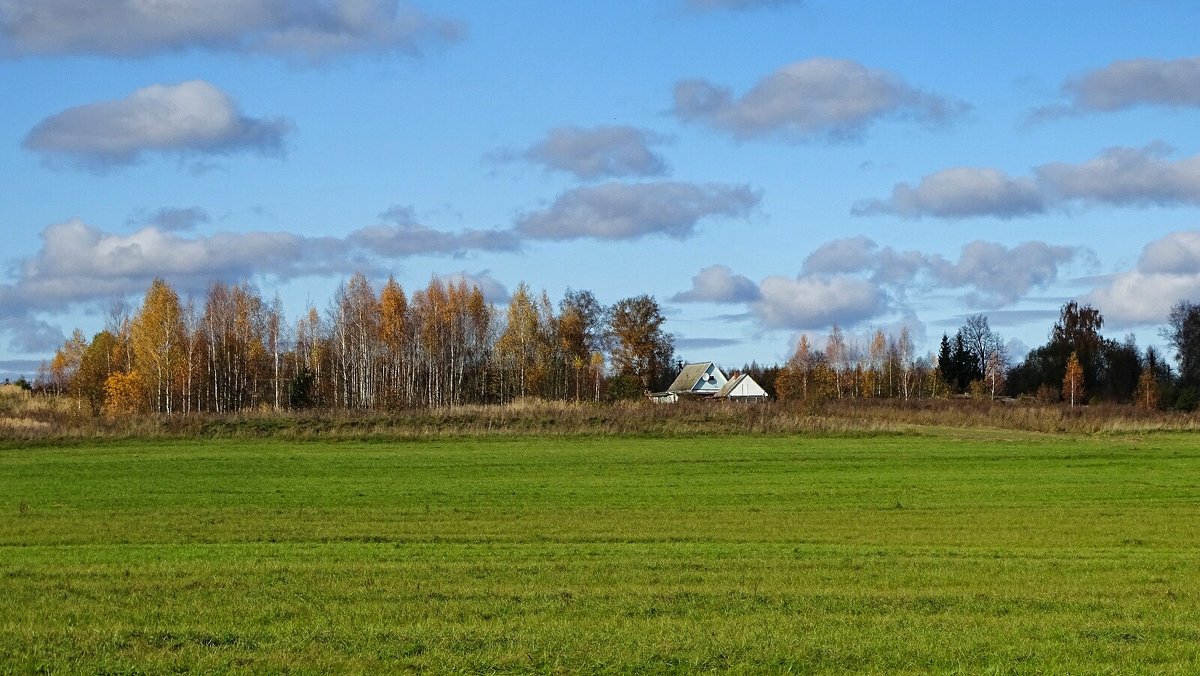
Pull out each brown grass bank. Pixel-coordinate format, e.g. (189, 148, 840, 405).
(3, 390, 1198, 443)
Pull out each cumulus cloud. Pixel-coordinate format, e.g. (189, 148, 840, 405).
(1032, 57, 1200, 120)
(801, 236, 879, 274)
(858, 144, 1200, 218)
(1138, 230, 1200, 275)
(798, 236, 1077, 308)
(1085, 230, 1200, 325)
(672, 236, 1079, 333)
(128, 206, 211, 232)
(441, 271, 510, 304)
(0, 219, 337, 313)
(0, 0, 463, 62)
(23, 80, 292, 170)
(802, 235, 926, 285)
(1035, 144, 1200, 207)
(852, 167, 1045, 219)
(505, 126, 669, 180)
(515, 181, 759, 241)
(348, 205, 519, 258)
(670, 265, 761, 303)
(0, 212, 522, 320)
(928, 240, 1077, 307)
(753, 274, 885, 329)
(673, 58, 968, 142)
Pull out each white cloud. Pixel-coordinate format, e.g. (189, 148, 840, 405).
(3, 219, 330, 312)
(672, 237, 1079, 333)
(752, 274, 885, 330)
(506, 126, 669, 180)
(515, 181, 759, 241)
(859, 144, 1200, 218)
(673, 58, 968, 142)
(670, 265, 761, 303)
(1086, 271, 1200, 326)
(1032, 57, 1200, 120)
(928, 241, 1076, 307)
(852, 167, 1045, 219)
(800, 236, 879, 274)
(23, 80, 292, 170)
(0, 0, 463, 62)
(1035, 144, 1200, 207)
(1138, 230, 1200, 275)
(349, 224, 518, 257)
(1085, 230, 1200, 326)
(801, 235, 927, 285)
(349, 205, 519, 257)
(801, 236, 1075, 305)
(441, 271, 510, 305)
(0, 214, 521, 321)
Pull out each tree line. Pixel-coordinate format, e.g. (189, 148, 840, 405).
(772, 300, 1200, 411)
(40, 274, 1200, 414)
(41, 274, 676, 415)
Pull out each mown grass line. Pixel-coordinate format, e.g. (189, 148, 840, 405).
(2, 433, 1199, 672)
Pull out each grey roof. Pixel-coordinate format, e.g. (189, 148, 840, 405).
(666, 362, 717, 393)
(715, 374, 746, 398)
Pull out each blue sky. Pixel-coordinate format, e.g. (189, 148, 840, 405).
(3, 0, 1200, 381)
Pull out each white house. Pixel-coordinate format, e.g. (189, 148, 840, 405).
(714, 373, 770, 403)
(649, 362, 728, 404)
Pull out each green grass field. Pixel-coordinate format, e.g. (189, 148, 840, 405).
(3, 430, 1200, 673)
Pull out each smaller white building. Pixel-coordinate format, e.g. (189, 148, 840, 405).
(714, 373, 770, 403)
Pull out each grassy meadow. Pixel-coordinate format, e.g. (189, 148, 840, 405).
(3, 429, 1200, 672)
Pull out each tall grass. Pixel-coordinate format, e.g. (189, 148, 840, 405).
(2, 392, 1197, 442)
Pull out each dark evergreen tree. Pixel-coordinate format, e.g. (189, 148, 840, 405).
(1094, 335, 1141, 402)
(951, 331, 982, 392)
(936, 334, 954, 390)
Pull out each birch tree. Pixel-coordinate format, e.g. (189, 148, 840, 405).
(1064, 351, 1085, 407)
(496, 283, 542, 401)
(131, 278, 184, 414)
(897, 326, 914, 400)
(378, 276, 409, 407)
(825, 325, 846, 398)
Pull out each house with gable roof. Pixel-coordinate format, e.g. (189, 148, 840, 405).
(714, 372, 770, 402)
(649, 361, 771, 404)
(648, 361, 727, 403)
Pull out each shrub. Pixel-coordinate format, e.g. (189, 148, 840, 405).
(1173, 387, 1199, 412)
(606, 375, 644, 401)
(1035, 385, 1060, 404)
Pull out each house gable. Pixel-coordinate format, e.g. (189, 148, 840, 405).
(665, 362, 728, 396)
(715, 373, 769, 401)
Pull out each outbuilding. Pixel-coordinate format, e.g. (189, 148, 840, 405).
(714, 373, 770, 403)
